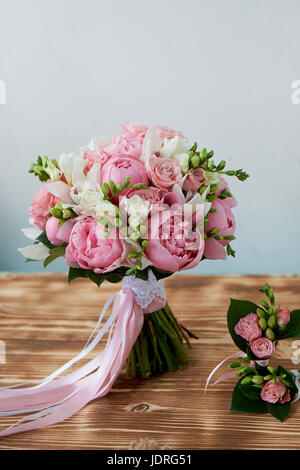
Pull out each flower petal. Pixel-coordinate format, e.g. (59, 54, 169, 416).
(18, 243, 49, 260)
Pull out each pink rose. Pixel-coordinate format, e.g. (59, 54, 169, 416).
(65, 217, 124, 274)
(249, 337, 275, 359)
(277, 309, 290, 326)
(183, 168, 205, 192)
(46, 217, 75, 246)
(30, 187, 60, 231)
(234, 313, 262, 341)
(101, 154, 149, 189)
(261, 378, 291, 404)
(204, 197, 236, 260)
(149, 157, 182, 190)
(103, 133, 144, 160)
(144, 209, 204, 272)
(125, 186, 167, 204)
(121, 122, 184, 140)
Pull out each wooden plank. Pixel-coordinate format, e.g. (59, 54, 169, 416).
(0, 273, 299, 449)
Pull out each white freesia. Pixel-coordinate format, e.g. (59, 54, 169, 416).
(59, 152, 80, 185)
(125, 195, 150, 231)
(21, 225, 42, 241)
(44, 160, 61, 182)
(70, 159, 104, 216)
(160, 136, 189, 159)
(173, 152, 189, 173)
(202, 169, 221, 186)
(96, 200, 118, 218)
(18, 243, 49, 261)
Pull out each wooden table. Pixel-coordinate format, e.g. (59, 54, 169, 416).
(0, 273, 299, 450)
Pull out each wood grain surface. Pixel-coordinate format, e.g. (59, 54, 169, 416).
(0, 273, 299, 450)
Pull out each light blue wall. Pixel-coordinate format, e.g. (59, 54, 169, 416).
(0, 0, 300, 274)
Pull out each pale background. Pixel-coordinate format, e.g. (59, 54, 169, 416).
(0, 0, 299, 274)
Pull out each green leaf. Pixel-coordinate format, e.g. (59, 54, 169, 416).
(277, 365, 298, 398)
(87, 271, 106, 287)
(36, 231, 56, 249)
(43, 245, 66, 268)
(280, 310, 300, 339)
(227, 299, 260, 353)
(68, 267, 88, 283)
(230, 379, 267, 414)
(266, 402, 290, 422)
(239, 384, 263, 401)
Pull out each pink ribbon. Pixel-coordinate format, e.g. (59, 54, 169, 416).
(204, 352, 247, 393)
(0, 287, 150, 437)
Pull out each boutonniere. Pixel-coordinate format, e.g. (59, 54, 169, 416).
(206, 283, 300, 421)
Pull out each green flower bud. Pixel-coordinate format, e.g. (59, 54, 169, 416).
(265, 328, 275, 341)
(136, 260, 142, 270)
(236, 369, 244, 377)
(240, 376, 253, 385)
(142, 240, 148, 247)
(267, 366, 276, 375)
(102, 230, 110, 238)
(191, 155, 200, 168)
(260, 298, 269, 310)
(256, 308, 266, 318)
(251, 375, 264, 385)
(124, 176, 130, 187)
(128, 252, 140, 259)
(200, 148, 207, 158)
(98, 217, 109, 227)
(258, 317, 267, 331)
(114, 217, 122, 227)
(116, 183, 123, 193)
(267, 315, 276, 329)
(101, 182, 110, 196)
(228, 362, 241, 369)
(49, 207, 62, 218)
(139, 224, 147, 235)
(62, 209, 72, 219)
(264, 375, 273, 381)
(108, 180, 117, 193)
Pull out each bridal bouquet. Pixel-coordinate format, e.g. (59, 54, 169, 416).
(0, 122, 248, 436)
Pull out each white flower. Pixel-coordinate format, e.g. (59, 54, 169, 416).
(160, 136, 189, 159)
(18, 243, 49, 261)
(124, 195, 150, 231)
(44, 160, 61, 182)
(59, 152, 80, 185)
(140, 126, 162, 170)
(202, 169, 221, 186)
(88, 135, 109, 151)
(172, 183, 211, 217)
(70, 159, 104, 216)
(173, 152, 189, 173)
(95, 200, 118, 218)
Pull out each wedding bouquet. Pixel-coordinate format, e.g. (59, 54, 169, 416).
(20, 122, 248, 378)
(0, 122, 248, 436)
(206, 283, 300, 421)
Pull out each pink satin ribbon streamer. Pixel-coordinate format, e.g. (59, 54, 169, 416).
(0, 287, 145, 437)
(204, 352, 247, 393)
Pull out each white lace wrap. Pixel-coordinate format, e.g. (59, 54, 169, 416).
(122, 270, 166, 310)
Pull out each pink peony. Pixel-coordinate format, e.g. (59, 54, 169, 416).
(65, 216, 124, 274)
(148, 157, 182, 190)
(101, 154, 149, 189)
(144, 209, 204, 272)
(103, 133, 144, 160)
(277, 309, 290, 326)
(249, 337, 275, 359)
(121, 122, 184, 140)
(183, 168, 206, 192)
(234, 313, 262, 341)
(204, 197, 236, 260)
(30, 187, 60, 231)
(46, 217, 75, 246)
(261, 378, 291, 404)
